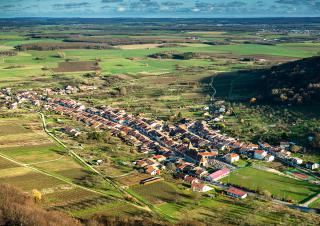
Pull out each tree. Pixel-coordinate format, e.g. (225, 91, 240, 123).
(0, 184, 82, 226)
(95, 70, 101, 77)
(261, 189, 272, 200)
(56, 51, 65, 58)
(87, 131, 103, 142)
(189, 192, 201, 201)
(32, 189, 42, 203)
(312, 133, 320, 149)
(166, 162, 176, 171)
(290, 145, 301, 153)
(119, 87, 127, 96)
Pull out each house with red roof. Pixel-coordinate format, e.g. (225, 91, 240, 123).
(191, 180, 213, 192)
(246, 144, 259, 150)
(265, 154, 274, 162)
(254, 150, 267, 160)
(226, 187, 247, 199)
(226, 153, 240, 163)
(153, 155, 167, 162)
(145, 166, 161, 176)
(197, 151, 218, 167)
(184, 175, 197, 184)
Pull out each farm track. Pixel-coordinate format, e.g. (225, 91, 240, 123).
(301, 193, 320, 208)
(39, 113, 158, 215)
(26, 155, 64, 166)
(0, 152, 114, 198)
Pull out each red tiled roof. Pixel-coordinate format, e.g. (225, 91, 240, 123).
(255, 149, 266, 155)
(230, 153, 239, 158)
(209, 168, 230, 180)
(226, 187, 247, 197)
(153, 155, 166, 160)
(145, 166, 156, 173)
(184, 175, 196, 184)
(198, 152, 218, 157)
(247, 144, 259, 149)
(191, 181, 205, 190)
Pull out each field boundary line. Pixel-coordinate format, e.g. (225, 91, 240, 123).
(26, 155, 64, 166)
(39, 112, 154, 213)
(0, 152, 115, 198)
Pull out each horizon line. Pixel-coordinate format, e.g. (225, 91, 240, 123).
(1, 16, 320, 19)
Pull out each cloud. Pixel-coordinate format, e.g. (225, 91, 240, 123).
(275, 0, 319, 6)
(0, 4, 21, 11)
(0, 4, 15, 9)
(256, 0, 265, 7)
(217, 1, 247, 8)
(192, 2, 215, 12)
(127, 0, 160, 12)
(117, 5, 126, 12)
(101, 0, 123, 3)
(275, 0, 320, 11)
(52, 2, 91, 10)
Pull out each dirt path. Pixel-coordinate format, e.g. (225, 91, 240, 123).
(26, 155, 64, 166)
(301, 193, 320, 207)
(39, 113, 153, 213)
(0, 152, 110, 197)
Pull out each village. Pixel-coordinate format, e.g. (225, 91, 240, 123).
(1, 86, 319, 202)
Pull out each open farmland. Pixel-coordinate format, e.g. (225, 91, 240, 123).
(157, 195, 320, 225)
(221, 167, 320, 203)
(0, 115, 136, 217)
(131, 181, 183, 204)
(53, 61, 101, 73)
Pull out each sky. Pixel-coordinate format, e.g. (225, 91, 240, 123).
(0, 0, 319, 18)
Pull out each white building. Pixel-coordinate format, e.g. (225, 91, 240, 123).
(306, 162, 319, 170)
(191, 180, 213, 192)
(265, 155, 274, 162)
(292, 157, 303, 165)
(254, 150, 267, 160)
(226, 153, 240, 163)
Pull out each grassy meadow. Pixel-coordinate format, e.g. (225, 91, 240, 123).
(222, 167, 320, 203)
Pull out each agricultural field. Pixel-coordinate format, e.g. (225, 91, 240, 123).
(131, 181, 183, 204)
(310, 198, 320, 209)
(221, 167, 320, 203)
(0, 114, 141, 217)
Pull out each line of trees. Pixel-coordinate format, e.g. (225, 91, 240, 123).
(15, 42, 115, 51)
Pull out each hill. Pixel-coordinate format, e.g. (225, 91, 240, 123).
(211, 56, 320, 105)
(259, 56, 320, 104)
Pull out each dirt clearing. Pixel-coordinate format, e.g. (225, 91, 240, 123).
(53, 61, 100, 72)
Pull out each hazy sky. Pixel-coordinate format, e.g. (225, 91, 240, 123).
(0, 0, 319, 18)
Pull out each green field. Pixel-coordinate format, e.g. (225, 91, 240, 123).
(222, 167, 320, 203)
(310, 198, 320, 209)
(0, 116, 127, 214)
(131, 181, 183, 204)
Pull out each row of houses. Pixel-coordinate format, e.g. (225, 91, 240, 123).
(134, 155, 167, 176)
(4, 88, 254, 198)
(7, 89, 318, 195)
